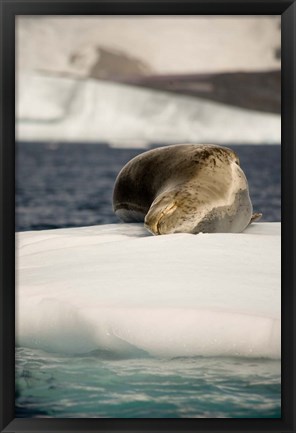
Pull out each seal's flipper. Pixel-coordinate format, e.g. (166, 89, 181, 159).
(250, 212, 263, 224)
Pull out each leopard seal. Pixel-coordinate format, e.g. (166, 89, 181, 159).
(112, 144, 261, 235)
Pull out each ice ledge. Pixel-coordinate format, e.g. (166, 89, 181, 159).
(16, 222, 281, 359)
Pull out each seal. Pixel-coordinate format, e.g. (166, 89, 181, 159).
(112, 144, 261, 235)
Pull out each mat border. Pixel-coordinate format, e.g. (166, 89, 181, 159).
(1, 1, 295, 432)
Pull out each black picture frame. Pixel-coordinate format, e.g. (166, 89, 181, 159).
(0, 1, 295, 432)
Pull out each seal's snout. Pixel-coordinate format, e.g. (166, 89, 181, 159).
(144, 220, 159, 235)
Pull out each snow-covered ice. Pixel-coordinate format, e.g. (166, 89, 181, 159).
(16, 222, 281, 359)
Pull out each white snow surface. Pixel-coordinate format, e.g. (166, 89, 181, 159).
(16, 222, 281, 359)
(16, 74, 281, 147)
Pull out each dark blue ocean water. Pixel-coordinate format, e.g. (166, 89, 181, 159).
(16, 142, 281, 232)
(15, 142, 281, 418)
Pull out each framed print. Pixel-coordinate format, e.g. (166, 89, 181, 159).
(0, 0, 295, 432)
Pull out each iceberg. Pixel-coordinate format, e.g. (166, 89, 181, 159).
(16, 222, 281, 359)
(16, 74, 281, 147)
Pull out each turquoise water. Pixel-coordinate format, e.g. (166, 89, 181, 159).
(15, 347, 281, 418)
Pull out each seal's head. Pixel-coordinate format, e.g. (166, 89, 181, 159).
(144, 187, 206, 235)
